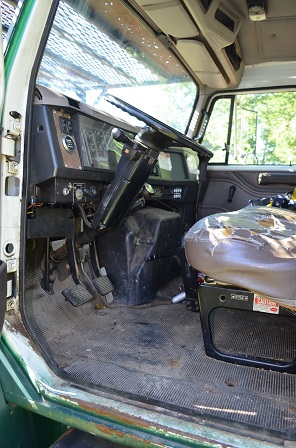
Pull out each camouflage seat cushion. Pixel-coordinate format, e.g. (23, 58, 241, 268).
(185, 206, 296, 304)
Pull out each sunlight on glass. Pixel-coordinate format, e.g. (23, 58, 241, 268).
(37, 0, 197, 133)
(204, 92, 296, 165)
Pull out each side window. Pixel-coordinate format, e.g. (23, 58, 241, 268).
(202, 97, 232, 163)
(203, 91, 296, 166)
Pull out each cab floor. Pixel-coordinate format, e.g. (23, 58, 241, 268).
(24, 247, 296, 441)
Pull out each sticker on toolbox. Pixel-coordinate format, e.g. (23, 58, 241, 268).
(253, 294, 279, 314)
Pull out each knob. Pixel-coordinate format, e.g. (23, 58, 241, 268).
(112, 128, 134, 146)
(75, 188, 84, 201)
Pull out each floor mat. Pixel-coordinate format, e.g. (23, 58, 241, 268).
(24, 250, 296, 440)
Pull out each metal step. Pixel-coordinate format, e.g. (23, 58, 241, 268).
(50, 428, 120, 447)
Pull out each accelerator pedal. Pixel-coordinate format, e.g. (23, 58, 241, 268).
(92, 267, 114, 303)
(62, 284, 93, 306)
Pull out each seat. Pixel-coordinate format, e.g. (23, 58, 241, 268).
(184, 205, 296, 371)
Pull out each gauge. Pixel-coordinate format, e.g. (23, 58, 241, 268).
(62, 135, 76, 153)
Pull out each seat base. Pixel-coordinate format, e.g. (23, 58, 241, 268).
(199, 284, 296, 372)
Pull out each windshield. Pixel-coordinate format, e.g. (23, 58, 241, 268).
(36, 0, 197, 133)
(1, 1, 23, 51)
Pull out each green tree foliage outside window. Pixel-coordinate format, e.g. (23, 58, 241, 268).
(203, 91, 296, 165)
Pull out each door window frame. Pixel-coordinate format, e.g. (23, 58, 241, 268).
(199, 87, 296, 167)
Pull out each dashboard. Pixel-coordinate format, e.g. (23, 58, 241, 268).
(31, 85, 200, 206)
(80, 115, 123, 169)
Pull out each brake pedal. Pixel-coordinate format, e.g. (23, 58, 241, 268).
(62, 284, 93, 306)
(92, 268, 114, 303)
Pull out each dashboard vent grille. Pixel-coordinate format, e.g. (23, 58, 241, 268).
(65, 96, 80, 109)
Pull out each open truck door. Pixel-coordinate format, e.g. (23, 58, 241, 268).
(1, 1, 296, 446)
(0, 261, 6, 334)
(0, 5, 7, 335)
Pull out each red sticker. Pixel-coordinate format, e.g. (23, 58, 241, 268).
(253, 294, 279, 314)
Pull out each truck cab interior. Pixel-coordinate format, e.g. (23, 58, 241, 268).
(2, 0, 296, 445)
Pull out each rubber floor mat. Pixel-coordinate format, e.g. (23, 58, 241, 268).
(24, 248, 296, 440)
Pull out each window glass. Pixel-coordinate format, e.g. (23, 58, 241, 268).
(204, 91, 296, 165)
(1, 1, 22, 50)
(202, 97, 231, 163)
(36, 0, 197, 133)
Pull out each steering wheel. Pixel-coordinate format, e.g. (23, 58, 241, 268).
(105, 95, 213, 160)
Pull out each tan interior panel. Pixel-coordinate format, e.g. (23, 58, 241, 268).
(176, 40, 228, 88)
(257, 18, 296, 60)
(143, 0, 199, 38)
(184, 0, 242, 50)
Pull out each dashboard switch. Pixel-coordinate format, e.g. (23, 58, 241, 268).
(84, 186, 97, 198)
(75, 188, 84, 201)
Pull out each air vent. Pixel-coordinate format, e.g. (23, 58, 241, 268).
(66, 96, 80, 109)
(225, 42, 242, 71)
(206, 30, 230, 47)
(215, 8, 235, 32)
(198, 0, 213, 13)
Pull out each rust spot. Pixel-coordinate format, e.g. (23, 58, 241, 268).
(95, 423, 166, 446)
(76, 399, 152, 430)
(96, 424, 124, 437)
(55, 394, 234, 447)
(169, 358, 180, 367)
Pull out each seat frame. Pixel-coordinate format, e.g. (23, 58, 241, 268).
(198, 284, 296, 373)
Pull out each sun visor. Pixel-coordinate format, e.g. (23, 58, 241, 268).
(142, 0, 199, 38)
(176, 40, 228, 88)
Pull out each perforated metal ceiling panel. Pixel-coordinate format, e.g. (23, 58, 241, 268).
(1, 0, 18, 41)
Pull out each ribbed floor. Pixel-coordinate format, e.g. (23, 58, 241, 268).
(24, 245, 296, 440)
